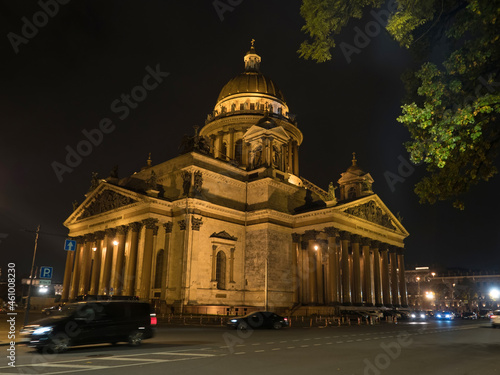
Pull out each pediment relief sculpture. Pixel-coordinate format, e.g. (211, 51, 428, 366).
(344, 200, 395, 230)
(77, 190, 137, 220)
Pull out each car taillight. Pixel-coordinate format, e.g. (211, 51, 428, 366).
(150, 313, 157, 326)
(491, 315, 498, 319)
(284, 317, 288, 322)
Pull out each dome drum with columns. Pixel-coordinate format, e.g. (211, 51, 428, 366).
(200, 43, 302, 176)
(61, 42, 409, 316)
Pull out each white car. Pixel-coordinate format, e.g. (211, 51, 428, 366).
(490, 310, 500, 328)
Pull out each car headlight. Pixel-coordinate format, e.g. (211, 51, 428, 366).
(230, 319, 237, 323)
(420, 314, 425, 318)
(411, 314, 416, 318)
(436, 314, 441, 318)
(32, 326, 53, 335)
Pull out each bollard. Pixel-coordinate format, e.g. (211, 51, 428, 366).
(394, 316, 397, 324)
(348, 318, 351, 326)
(370, 316, 373, 325)
(310, 318, 313, 327)
(357, 317, 361, 326)
(338, 318, 341, 326)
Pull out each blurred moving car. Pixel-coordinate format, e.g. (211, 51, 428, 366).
(227, 311, 288, 330)
(409, 310, 427, 321)
(461, 312, 477, 320)
(479, 310, 493, 319)
(435, 311, 455, 320)
(21, 300, 156, 353)
(490, 310, 500, 328)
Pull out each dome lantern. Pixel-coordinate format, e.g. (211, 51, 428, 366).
(244, 39, 261, 72)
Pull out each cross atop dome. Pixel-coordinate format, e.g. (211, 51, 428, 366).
(244, 39, 261, 72)
(352, 152, 357, 166)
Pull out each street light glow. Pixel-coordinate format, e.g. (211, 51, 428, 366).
(425, 291, 435, 300)
(490, 288, 500, 300)
(113, 240, 119, 246)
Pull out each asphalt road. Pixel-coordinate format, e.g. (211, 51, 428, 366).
(1, 320, 498, 375)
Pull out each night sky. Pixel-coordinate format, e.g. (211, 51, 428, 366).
(1, 0, 499, 282)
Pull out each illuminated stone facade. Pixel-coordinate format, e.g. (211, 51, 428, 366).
(62, 45, 409, 314)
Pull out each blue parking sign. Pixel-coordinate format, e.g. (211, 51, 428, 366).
(40, 266, 53, 279)
(64, 239, 77, 251)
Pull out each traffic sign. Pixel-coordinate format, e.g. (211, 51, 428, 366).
(40, 266, 53, 279)
(64, 239, 77, 251)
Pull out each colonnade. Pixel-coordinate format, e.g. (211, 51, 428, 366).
(292, 228, 408, 307)
(209, 131, 299, 174)
(61, 218, 163, 302)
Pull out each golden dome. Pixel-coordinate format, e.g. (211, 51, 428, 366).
(216, 72, 285, 103)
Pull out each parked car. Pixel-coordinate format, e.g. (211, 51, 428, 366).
(21, 300, 156, 353)
(435, 311, 455, 320)
(382, 310, 401, 319)
(490, 310, 500, 328)
(340, 310, 370, 322)
(41, 305, 63, 316)
(461, 312, 477, 320)
(366, 310, 384, 319)
(227, 311, 288, 330)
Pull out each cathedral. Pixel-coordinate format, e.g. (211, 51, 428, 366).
(62, 43, 409, 315)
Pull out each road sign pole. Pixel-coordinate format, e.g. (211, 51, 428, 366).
(24, 225, 40, 327)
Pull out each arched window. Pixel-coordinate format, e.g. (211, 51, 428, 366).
(348, 187, 356, 199)
(235, 139, 243, 165)
(231, 103, 236, 112)
(278, 107, 282, 115)
(240, 103, 245, 110)
(216, 251, 226, 290)
(154, 249, 165, 289)
(221, 141, 228, 160)
(268, 105, 273, 113)
(250, 103, 255, 110)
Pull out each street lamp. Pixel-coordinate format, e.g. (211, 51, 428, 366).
(490, 288, 500, 300)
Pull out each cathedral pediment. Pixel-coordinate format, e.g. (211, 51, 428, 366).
(76, 187, 139, 221)
(339, 196, 407, 234)
(210, 231, 238, 241)
(243, 124, 290, 143)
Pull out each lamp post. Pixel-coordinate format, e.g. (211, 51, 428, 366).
(416, 277, 421, 307)
(24, 225, 40, 327)
(264, 256, 268, 311)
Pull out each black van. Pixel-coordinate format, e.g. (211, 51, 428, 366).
(21, 301, 156, 353)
